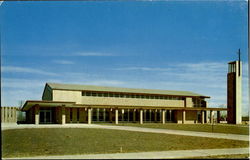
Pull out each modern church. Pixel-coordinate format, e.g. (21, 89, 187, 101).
(21, 60, 242, 125)
(22, 83, 226, 125)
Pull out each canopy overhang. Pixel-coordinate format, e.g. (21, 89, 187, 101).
(21, 100, 227, 112)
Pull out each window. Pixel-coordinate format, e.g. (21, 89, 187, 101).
(98, 93, 103, 97)
(86, 92, 91, 96)
(104, 93, 109, 97)
(92, 92, 97, 96)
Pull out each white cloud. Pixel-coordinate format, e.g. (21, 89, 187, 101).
(114, 67, 172, 72)
(74, 52, 116, 57)
(2, 66, 58, 76)
(53, 60, 75, 65)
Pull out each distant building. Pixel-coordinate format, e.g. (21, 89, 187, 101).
(21, 83, 226, 124)
(227, 60, 242, 124)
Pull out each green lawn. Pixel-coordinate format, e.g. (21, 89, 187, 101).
(2, 128, 249, 158)
(99, 123, 249, 135)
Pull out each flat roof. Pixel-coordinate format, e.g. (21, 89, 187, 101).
(47, 83, 210, 98)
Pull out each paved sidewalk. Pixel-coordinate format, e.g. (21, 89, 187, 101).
(3, 148, 249, 159)
(2, 123, 249, 141)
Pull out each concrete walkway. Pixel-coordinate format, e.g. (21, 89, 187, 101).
(3, 148, 249, 159)
(2, 123, 249, 141)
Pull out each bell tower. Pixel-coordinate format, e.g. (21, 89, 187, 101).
(227, 49, 242, 124)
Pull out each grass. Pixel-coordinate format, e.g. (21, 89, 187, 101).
(99, 122, 249, 135)
(2, 128, 249, 158)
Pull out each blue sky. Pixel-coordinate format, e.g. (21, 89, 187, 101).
(1, 1, 248, 116)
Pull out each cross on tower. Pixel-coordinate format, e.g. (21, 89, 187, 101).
(237, 48, 241, 76)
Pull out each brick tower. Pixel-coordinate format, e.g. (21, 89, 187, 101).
(227, 60, 242, 124)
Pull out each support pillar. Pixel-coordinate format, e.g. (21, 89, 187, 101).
(115, 109, 119, 124)
(133, 109, 136, 122)
(127, 109, 130, 122)
(121, 109, 124, 122)
(96, 108, 99, 122)
(217, 111, 220, 123)
(149, 109, 152, 122)
(162, 110, 166, 124)
(144, 110, 147, 122)
(182, 110, 186, 124)
(169, 110, 172, 122)
(159, 110, 162, 122)
(201, 110, 204, 124)
(35, 105, 40, 125)
(103, 109, 106, 122)
(140, 110, 143, 124)
(61, 106, 66, 124)
(88, 108, 92, 124)
(109, 109, 113, 122)
(154, 110, 157, 122)
(210, 110, 214, 123)
(206, 110, 209, 123)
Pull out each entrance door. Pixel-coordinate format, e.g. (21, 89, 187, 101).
(40, 110, 52, 124)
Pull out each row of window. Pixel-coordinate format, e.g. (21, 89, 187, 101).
(82, 91, 183, 100)
(192, 98, 203, 107)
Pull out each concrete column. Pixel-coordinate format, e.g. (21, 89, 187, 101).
(62, 106, 66, 124)
(169, 110, 172, 122)
(149, 109, 152, 122)
(121, 109, 124, 122)
(133, 109, 136, 122)
(115, 109, 119, 124)
(109, 109, 113, 122)
(96, 108, 99, 122)
(182, 110, 186, 124)
(210, 110, 214, 123)
(154, 110, 157, 122)
(206, 110, 209, 123)
(162, 110, 166, 124)
(159, 110, 162, 122)
(103, 109, 106, 122)
(217, 111, 220, 123)
(201, 110, 204, 124)
(140, 110, 143, 124)
(88, 108, 92, 124)
(127, 109, 130, 122)
(35, 105, 40, 125)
